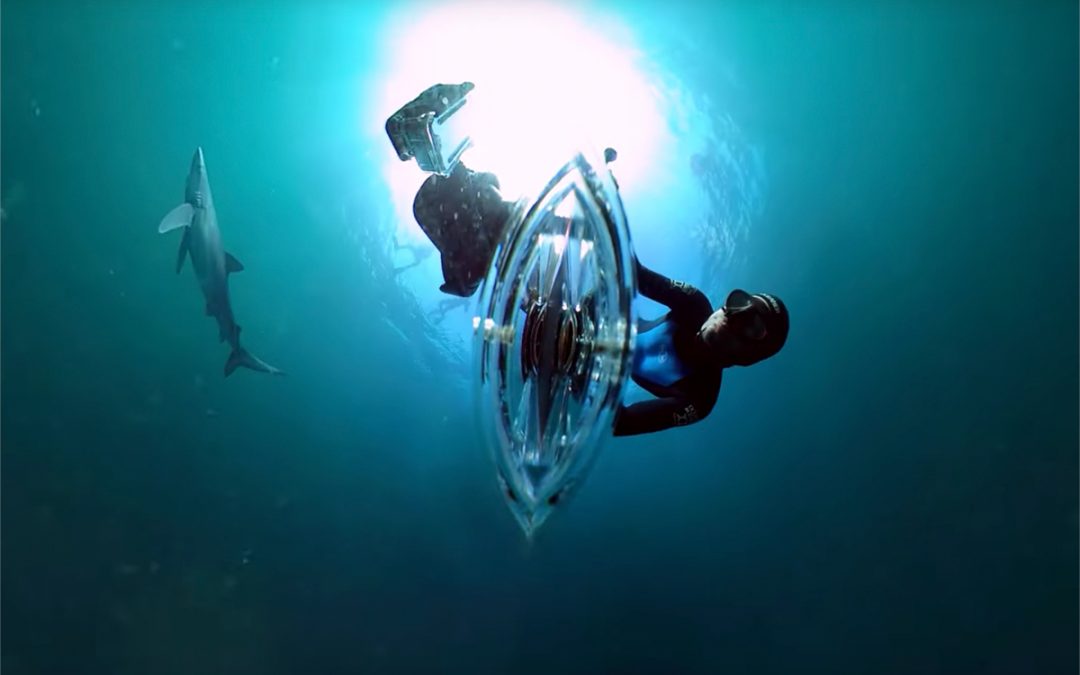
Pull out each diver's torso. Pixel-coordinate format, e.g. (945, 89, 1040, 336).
(633, 310, 722, 405)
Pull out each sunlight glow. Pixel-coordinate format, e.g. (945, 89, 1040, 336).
(372, 1, 669, 244)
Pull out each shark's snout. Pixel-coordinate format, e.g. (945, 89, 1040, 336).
(185, 147, 207, 203)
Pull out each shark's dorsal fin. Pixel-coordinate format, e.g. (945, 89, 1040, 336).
(175, 227, 191, 274)
(158, 203, 194, 234)
(225, 252, 244, 274)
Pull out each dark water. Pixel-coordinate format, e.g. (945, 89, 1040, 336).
(3, 2, 1077, 674)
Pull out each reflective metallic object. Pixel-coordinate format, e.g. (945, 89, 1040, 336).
(474, 148, 637, 536)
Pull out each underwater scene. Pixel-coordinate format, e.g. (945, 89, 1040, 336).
(2, 1, 1077, 673)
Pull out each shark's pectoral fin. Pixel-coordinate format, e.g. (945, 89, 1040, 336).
(158, 203, 194, 234)
(175, 227, 191, 274)
(225, 252, 244, 274)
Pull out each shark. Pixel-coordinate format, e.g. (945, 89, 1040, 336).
(158, 147, 283, 377)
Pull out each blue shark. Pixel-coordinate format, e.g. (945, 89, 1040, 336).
(158, 147, 283, 377)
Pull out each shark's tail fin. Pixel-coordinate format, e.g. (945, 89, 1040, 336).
(225, 346, 285, 378)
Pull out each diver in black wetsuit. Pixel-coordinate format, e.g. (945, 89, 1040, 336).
(613, 257, 789, 436)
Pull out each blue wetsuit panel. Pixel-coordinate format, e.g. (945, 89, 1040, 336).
(614, 260, 720, 437)
(633, 316, 692, 388)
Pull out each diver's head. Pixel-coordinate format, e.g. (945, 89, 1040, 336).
(699, 290, 788, 367)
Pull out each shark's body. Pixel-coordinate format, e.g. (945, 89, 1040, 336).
(159, 147, 283, 377)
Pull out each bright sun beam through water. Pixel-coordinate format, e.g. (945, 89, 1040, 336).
(372, 1, 669, 245)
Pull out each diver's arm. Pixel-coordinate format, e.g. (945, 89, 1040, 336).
(613, 397, 703, 436)
(634, 257, 711, 316)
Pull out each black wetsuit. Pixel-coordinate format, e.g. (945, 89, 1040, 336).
(613, 260, 722, 436)
(412, 162, 512, 297)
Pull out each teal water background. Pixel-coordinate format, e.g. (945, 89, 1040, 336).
(3, 1, 1077, 673)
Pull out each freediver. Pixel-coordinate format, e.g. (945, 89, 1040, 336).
(429, 295, 472, 322)
(612, 257, 788, 436)
(391, 233, 436, 276)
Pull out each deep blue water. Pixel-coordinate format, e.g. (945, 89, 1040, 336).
(2, 2, 1077, 674)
